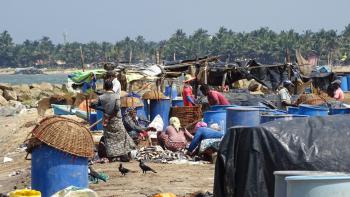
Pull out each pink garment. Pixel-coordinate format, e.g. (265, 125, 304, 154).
(208, 90, 230, 106)
(182, 85, 194, 106)
(194, 122, 207, 132)
(164, 125, 193, 143)
(334, 88, 344, 101)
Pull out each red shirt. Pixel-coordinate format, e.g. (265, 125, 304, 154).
(182, 85, 194, 106)
(208, 90, 230, 106)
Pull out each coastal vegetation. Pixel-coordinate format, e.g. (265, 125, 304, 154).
(0, 24, 350, 67)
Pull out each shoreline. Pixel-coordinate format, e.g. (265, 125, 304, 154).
(0, 68, 76, 75)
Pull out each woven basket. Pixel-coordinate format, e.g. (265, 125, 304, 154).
(170, 105, 202, 133)
(120, 97, 144, 107)
(31, 116, 94, 158)
(142, 90, 166, 100)
(296, 94, 326, 105)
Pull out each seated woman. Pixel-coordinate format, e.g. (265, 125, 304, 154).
(157, 117, 193, 152)
(122, 107, 155, 142)
(329, 79, 344, 101)
(188, 122, 224, 154)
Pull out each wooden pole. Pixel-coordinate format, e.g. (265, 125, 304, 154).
(156, 50, 160, 64)
(129, 49, 133, 64)
(204, 61, 208, 85)
(80, 46, 85, 72)
(85, 95, 89, 121)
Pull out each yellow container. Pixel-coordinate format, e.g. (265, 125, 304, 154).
(9, 189, 41, 197)
(153, 193, 176, 197)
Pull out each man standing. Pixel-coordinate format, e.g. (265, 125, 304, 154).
(105, 70, 121, 99)
(200, 84, 230, 106)
(182, 74, 196, 107)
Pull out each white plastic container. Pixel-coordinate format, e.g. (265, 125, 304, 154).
(274, 171, 349, 197)
(286, 175, 350, 197)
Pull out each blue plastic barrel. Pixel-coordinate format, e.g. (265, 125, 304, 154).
(259, 109, 287, 115)
(346, 75, 350, 91)
(143, 99, 150, 120)
(89, 112, 97, 131)
(164, 85, 178, 99)
(171, 85, 178, 99)
(340, 76, 348, 91)
(329, 108, 350, 115)
(260, 114, 308, 124)
(286, 175, 350, 197)
(287, 106, 299, 114)
(150, 99, 171, 130)
(299, 104, 329, 116)
(203, 110, 226, 132)
(164, 85, 171, 97)
(226, 107, 260, 132)
(31, 144, 88, 197)
(172, 99, 184, 107)
(274, 171, 349, 197)
(210, 105, 237, 111)
(96, 110, 103, 130)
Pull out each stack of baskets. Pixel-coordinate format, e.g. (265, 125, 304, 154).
(30, 116, 94, 158)
(170, 105, 202, 133)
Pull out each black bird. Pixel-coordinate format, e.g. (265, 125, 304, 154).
(118, 163, 131, 176)
(139, 160, 157, 174)
(89, 166, 107, 182)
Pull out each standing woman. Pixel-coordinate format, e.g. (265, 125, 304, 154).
(182, 74, 196, 106)
(91, 80, 135, 162)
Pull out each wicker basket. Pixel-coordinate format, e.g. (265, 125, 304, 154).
(120, 97, 144, 107)
(142, 90, 166, 100)
(170, 105, 202, 133)
(31, 116, 94, 158)
(296, 94, 326, 105)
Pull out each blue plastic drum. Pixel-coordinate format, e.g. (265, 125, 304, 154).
(31, 144, 88, 197)
(329, 108, 350, 115)
(226, 107, 260, 132)
(260, 114, 308, 124)
(150, 99, 171, 130)
(287, 106, 299, 114)
(203, 110, 226, 132)
(299, 104, 329, 116)
(340, 76, 348, 91)
(172, 99, 184, 107)
(210, 105, 237, 111)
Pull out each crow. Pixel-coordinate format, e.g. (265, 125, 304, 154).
(118, 163, 131, 176)
(139, 160, 157, 174)
(89, 166, 107, 182)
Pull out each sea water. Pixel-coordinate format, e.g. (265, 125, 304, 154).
(0, 74, 68, 84)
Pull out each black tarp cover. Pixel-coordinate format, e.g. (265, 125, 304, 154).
(214, 115, 350, 197)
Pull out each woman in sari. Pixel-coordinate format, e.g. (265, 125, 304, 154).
(91, 80, 135, 162)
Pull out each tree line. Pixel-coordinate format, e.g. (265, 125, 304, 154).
(0, 24, 350, 68)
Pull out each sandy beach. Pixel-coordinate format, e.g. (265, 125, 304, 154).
(0, 109, 214, 196)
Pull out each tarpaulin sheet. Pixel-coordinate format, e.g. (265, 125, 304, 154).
(223, 92, 277, 108)
(214, 115, 350, 197)
(68, 69, 106, 83)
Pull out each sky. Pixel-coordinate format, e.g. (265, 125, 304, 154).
(1, 0, 350, 43)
